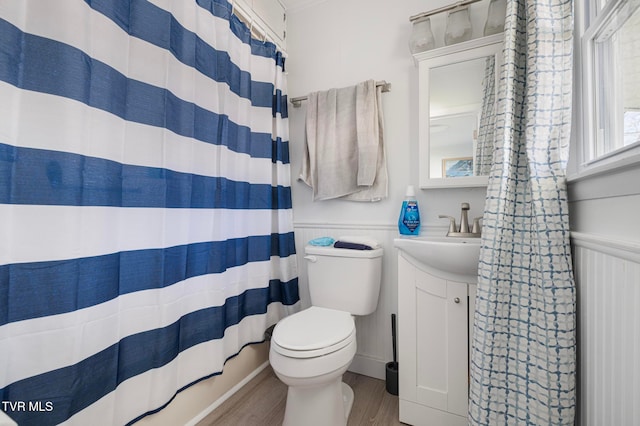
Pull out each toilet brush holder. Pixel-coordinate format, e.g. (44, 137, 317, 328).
(385, 313, 399, 395)
(385, 361, 398, 395)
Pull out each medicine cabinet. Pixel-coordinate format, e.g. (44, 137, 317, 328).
(414, 33, 503, 188)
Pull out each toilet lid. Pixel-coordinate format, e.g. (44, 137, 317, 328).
(272, 307, 355, 358)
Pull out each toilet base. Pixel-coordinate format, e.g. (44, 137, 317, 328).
(341, 382, 355, 418)
(282, 378, 354, 426)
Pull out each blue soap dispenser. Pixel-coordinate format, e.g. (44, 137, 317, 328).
(398, 185, 421, 236)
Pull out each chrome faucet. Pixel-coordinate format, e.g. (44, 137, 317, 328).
(439, 202, 482, 237)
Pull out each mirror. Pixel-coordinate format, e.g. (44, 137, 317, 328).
(415, 34, 503, 188)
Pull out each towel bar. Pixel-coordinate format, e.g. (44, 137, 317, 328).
(289, 81, 391, 108)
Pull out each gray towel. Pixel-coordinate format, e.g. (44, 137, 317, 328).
(299, 80, 388, 201)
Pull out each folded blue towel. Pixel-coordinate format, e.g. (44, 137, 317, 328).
(334, 241, 373, 250)
(308, 237, 335, 246)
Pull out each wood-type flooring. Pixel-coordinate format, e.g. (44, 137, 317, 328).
(197, 366, 405, 426)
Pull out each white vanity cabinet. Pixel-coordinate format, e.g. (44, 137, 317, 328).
(397, 251, 476, 426)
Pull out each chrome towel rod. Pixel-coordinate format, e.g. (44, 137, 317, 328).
(289, 81, 391, 108)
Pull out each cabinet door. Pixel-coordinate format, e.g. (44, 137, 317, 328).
(415, 269, 469, 417)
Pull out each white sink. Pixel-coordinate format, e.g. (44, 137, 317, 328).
(394, 236, 481, 277)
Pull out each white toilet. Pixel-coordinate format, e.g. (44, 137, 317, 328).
(269, 243, 383, 426)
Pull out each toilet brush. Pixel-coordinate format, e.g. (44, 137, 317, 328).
(385, 313, 399, 395)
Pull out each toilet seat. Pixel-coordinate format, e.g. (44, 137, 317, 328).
(272, 307, 355, 359)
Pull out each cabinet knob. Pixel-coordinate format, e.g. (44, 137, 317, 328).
(454, 297, 460, 304)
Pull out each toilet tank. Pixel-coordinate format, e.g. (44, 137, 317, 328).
(304, 245, 383, 315)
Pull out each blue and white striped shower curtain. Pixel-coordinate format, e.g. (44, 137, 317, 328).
(0, 0, 299, 424)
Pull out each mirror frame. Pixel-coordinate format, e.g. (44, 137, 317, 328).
(415, 33, 503, 189)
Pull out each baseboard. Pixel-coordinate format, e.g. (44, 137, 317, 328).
(348, 354, 387, 381)
(0, 410, 17, 426)
(185, 360, 270, 426)
(399, 399, 467, 426)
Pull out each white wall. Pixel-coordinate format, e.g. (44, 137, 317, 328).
(287, 0, 487, 228)
(286, 0, 488, 378)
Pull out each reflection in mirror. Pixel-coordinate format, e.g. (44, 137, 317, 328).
(474, 56, 496, 176)
(428, 56, 496, 178)
(430, 113, 477, 178)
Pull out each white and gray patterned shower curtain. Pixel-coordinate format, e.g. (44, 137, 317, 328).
(0, 0, 298, 424)
(469, 0, 576, 423)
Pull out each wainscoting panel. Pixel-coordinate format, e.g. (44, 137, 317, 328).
(293, 223, 400, 380)
(572, 233, 640, 426)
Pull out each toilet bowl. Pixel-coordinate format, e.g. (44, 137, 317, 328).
(269, 243, 383, 426)
(270, 306, 357, 426)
